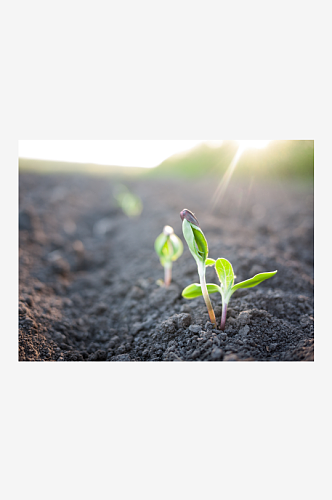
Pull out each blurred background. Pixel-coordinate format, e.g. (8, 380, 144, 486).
(19, 140, 314, 182)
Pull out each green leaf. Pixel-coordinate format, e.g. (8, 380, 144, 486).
(160, 255, 171, 267)
(205, 258, 216, 267)
(182, 283, 221, 299)
(231, 271, 277, 292)
(154, 233, 168, 257)
(182, 218, 196, 258)
(215, 258, 235, 291)
(169, 234, 183, 261)
(192, 226, 208, 261)
(206, 283, 221, 295)
(155, 228, 183, 266)
(182, 218, 208, 264)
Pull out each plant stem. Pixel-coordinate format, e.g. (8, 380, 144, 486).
(220, 301, 227, 331)
(199, 270, 217, 328)
(164, 263, 172, 287)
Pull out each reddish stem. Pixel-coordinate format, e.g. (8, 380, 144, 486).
(200, 271, 217, 328)
(164, 264, 172, 287)
(220, 302, 227, 331)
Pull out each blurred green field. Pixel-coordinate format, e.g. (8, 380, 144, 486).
(19, 158, 147, 177)
(148, 140, 314, 181)
(19, 140, 313, 182)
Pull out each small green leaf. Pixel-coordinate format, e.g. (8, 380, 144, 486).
(231, 271, 277, 292)
(154, 233, 168, 257)
(215, 258, 235, 291)
(182, 218, 208, 264)
(182, 218, 197, 258)
(205, 258, 216, 267)
(169, 234, 183, 261)
(192, 226, 208, 261)
(155, 227, 183, 266)
(206, 283, 221, 294)
(160, 255, 170, 267)
(182, 283, 221, 299)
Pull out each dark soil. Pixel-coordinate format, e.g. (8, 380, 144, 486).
(19, 172, 314, 361)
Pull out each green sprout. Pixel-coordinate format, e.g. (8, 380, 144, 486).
(154, 225, 183, 287)
(114, 183, 143, 217)
(182, 257, 277, 331)
(180, 209, 217, 328)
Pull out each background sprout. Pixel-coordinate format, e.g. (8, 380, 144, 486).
(154, 225, 183, 287)
(180, 209, 217, 328)
(113, 183, 143, 217)
(182, 257, 277, 331)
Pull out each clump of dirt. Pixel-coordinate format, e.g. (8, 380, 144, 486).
(19, 172, 314, 361)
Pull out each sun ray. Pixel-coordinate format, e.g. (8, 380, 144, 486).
(210, 147, 243, 209)
(210, 141, 271, 210)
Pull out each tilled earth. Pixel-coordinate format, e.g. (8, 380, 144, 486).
(19, 172, 314, 361)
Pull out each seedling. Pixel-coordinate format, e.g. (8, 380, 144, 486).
(180, 209, 217, 328)
(113, 183, 143, 217)
(182, 257, 277, 331)
(154, 225, 183, 287)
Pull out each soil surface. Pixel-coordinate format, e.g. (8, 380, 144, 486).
(19, 172, 314, 361)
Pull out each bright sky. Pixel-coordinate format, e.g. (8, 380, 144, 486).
(18, 140, 221, 168)
(19, 140, 271, 168)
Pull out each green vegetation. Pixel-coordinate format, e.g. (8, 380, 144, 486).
(148, 140, 314, 181)
(182, 257, 277, 331)
(19, 158, 147, 177)
(180, 209, 217, 328)
(154, 225, 183, 287)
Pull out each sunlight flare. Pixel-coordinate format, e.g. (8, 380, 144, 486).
(211, 147, 243, 209)
(211, 140, 272, 209)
